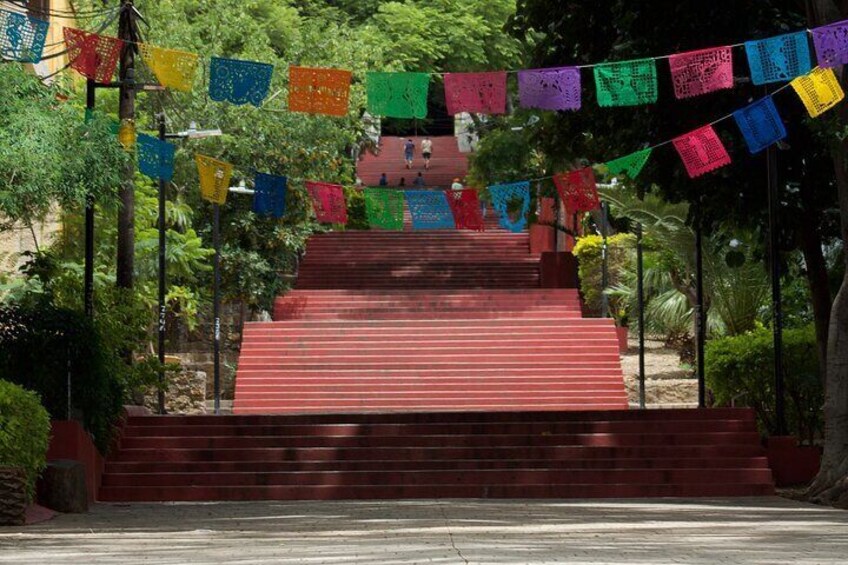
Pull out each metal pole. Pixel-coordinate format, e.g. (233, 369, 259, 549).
(601, 202, 610, 318)
(213, 203, 221, 415)
(694, 194, 706, 408)
(767, 131, 787, 435)
(157, 115, 167, 414)
(636, 220, 646, 409)
(84, 79, 96, 318)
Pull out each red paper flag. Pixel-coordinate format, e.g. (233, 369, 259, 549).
(672, 124, 731, 178)
(553, 167, 600, 214)
(63, 27, 123, 83)
(306, 181, 348, 224)
(668, 47, 734, 99)
(446, 189, 485, 231)
(443, 72, 507, 115)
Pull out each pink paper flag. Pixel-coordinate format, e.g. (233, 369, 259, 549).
(672, 125, 731, 178)
(443, 72, 507, 115)
(669, 47, 734, 99)
(306, 181, 348, 224)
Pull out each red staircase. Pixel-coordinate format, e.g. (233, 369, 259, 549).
(357, 136, 467, 188)
(98, 409, 773, 501)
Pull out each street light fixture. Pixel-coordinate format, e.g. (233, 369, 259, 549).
(155, 114, 223, 414)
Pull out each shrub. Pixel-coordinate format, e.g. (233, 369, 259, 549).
(0, 302, 124, 452)
(705, 325, 823, 442)
(572, 233, 636, 317)
(0, 380, 51, 501)
(345, 186, 369, 230)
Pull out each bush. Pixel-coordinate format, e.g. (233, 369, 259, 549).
(705, 325, 823, 442)
(0, 380, 51, 501)
(345, 186, 369, 230)
(0, 302, 124, 452)
(572, 233, 636, 318)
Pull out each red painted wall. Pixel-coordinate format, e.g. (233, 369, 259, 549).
(46, 421, 104, 503)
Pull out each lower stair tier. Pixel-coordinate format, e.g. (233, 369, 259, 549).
(99, 408, 774, 502)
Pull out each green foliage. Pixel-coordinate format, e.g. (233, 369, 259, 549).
(572, 233, 636, 319)
(706, 325, 823, 442)
(0, 380, 50, 502)
(345, 187, 369, 231)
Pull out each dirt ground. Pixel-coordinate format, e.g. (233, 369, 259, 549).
(620, 336, 698, 408)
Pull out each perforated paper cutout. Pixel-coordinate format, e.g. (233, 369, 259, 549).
(446, 189, 485, 231)
(306, 181, 348, 224)
(443, 72, 507, 115)
(405, 190, 455, 230)
(733, 96, 787, 154)
(605, 148, 653, 179)
(517, 67, 581, 111)
(0, 8, 48, 63)
(63, 27, 124, 83)
(137, 134, 176, 181)
(253, 173, 287, 219)
(668, 47, 734, 99)
(289, 66, 352, 117)
(745, 32, 811, 85)
(537, 196, 556, 225)
(196, 155, 233, 205)
(139, 44, 199, 92)
(209, 57, 273, 107)
(553, 167, 601, 213)
(489, 181, 531, 233)
(812, 20, 848, 68)
(366, 72, 429, 119)
(364, 188, 405, 230)
(672, 125, 731, 178)
(791, 66, 846, 118)
(118, 120, 136, 150)
(593, 59, 657, 107)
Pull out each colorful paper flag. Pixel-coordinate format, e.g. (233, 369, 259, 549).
(668, 47, 734, 99)
(811, 19, 848, 68)
(0, 8, 48, 63)
(137, 134, 176, 181)
(196, 155, 233, 205)
(443, 72, 507, 115)
(791, 66, 846, 118)
(289, 66, 352, 117)
(366, 72, 429, 119)
(672, 125, 731, 178)
(593, 59, 658, 107)
(745, 32, 811, 85)
(489, 181, 531, 233)
(117, 120, 136, 150)
(209, 57, 274, 107)
(253, 173, 287, 219)
(553, 167, 601, 213)
(405, 190, 455, 230)
(63, 27, 124, 83)
(306, 181, 348, 224)
(605, 148, 653, 179)
(139, 44, 200, 92)
(364, 188, 405, 230)
(517, 67, 581, 111)
(446, 189, 485, 231)
(733, 97, 787, 154)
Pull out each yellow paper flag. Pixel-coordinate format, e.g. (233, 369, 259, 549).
(118, 120, 136, 150)
(139, 44, 199, 93)
(195, 155, 233, 205)
(791, 67, 845, 118)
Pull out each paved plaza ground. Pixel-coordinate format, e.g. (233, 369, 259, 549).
(1, 497, 847, 564)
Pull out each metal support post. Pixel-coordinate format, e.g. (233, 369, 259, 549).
(84, 80, 96, 318)
(694, 195, 706, 408)
(157, 115, 167, 414)
(767, 136, 787, 435)
(213, 203, 222, 415)
(601, 202, 610, 318)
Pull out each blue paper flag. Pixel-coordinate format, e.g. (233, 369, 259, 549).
(489, 181, 531, 233)
(0, 9, 48, 63)
(745, 32, 811, 85)
(253, 172, 287, 218)
(733, 96, 787, 154)
(136, 134, 176, 181)
(404, 190, 455, 230)
(209, 56, 274, 107)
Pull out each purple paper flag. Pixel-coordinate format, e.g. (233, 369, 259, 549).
(812, 19, 848, 67)
(517, 67, 581, 111)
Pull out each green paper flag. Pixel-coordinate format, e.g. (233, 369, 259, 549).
(594, 59, 658, 107)
(366, 72, 430, 119)
(365, 188, 405, 230)
(605, 148, 653, 179)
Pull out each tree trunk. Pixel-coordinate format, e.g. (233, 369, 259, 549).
(806, 0, 848, 508)
(798, 216, 831, 383)
(116, 1, 137, 290)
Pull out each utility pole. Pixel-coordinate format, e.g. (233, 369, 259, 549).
(116, 0, 138, 289)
